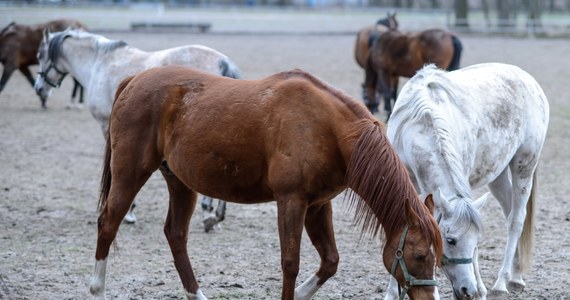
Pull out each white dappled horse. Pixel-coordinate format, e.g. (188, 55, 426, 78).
(386, 63, 549, 299)
(34, 29, 238, 229)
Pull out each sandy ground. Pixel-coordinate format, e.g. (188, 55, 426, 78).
(1, 30, 570, 300)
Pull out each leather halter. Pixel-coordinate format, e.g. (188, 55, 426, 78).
(390, 225, 439, 299)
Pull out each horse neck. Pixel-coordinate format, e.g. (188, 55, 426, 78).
(394, 97, 472, 201)
(58, 37, 100, 87)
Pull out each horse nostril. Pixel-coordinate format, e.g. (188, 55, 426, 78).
(461, 287, 473, 299)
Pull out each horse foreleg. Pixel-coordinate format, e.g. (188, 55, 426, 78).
(200, 195, 216, 232)
(0, 67, 15, 94)
(69, 78, 84, 109)
(472, 247, 488, 300)
(90, 172, 151, 299)
(276, 195, 308, 300)
(215, 200, 226, 223)
(364, 63, 379, 113)
(295, 201, 338, 300)
(161, 170, 204, 299)
(384, 277, 400, 300)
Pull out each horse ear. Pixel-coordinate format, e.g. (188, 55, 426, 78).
(404, 197, 419, 227)
(424, 194, 435, 214)
(43, 27, 50, 42)
(472, 192, 491, 211)
(433, 188, 452, 215)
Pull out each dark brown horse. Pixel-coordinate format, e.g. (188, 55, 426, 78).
(365, 28, 462, 117)
(0, 19, 86, 108)
(354, 13, 398, 105)
(354, 13, 398, 69)
(89, 65, 443, 300)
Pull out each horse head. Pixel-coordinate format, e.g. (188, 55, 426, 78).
(381, 194, 442, 300)
(433, 189, 490, 300)
(377, 12, 398, 30)
(34, 29, 72, 99)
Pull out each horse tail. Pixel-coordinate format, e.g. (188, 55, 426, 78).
(98, 133, 112, 211)
(518, 170, 537, 273)
(448, 34, 463, 71)
(98, 75, 136, 210)
(219, 58, 241, 79)
(0, 21, 15, 36)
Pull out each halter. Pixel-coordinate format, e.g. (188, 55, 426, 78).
(437, 214, 473, 266)
(390, 225, 439, 300)
(37, 63, 68, 88)
(37, 33, 70, 88)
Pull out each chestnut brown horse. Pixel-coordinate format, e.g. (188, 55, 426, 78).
(354, 13, 399, 106)
(365, 28, 462, 117)
(90, 65, 443, 300)
(0, 19, 86, 108)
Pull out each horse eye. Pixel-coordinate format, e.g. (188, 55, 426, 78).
(414, 253, 427, 261)
(446, 237, 457, 246)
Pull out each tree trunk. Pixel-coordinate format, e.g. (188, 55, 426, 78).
(528, 0, 543, 31)
(454, 0, 469, 28)
(497, 0, 515, 28)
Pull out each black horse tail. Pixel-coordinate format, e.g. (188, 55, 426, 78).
(448, 34, 463, 71)
(219, 58, 242, 79)
(98, 75, 136, 211)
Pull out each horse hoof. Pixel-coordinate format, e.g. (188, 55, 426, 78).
(203, 215, 217, 233)
(123, 212, 137, 224)
(488, 290, 508, 300)
(507, 281, 525, 292)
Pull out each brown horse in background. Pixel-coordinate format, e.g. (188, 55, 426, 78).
(0, 19, 86, 108)
(354, 13, 398, 69)
(89, 65, 443, 300)
(365, 28, 462, 117)
(354, 13, 398, 105)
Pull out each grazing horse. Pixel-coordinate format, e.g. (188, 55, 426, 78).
(34, 29, 240, 229)
(90, 65, 443, 300)
(365, 28, 462, 118)
(386, 63, 549, 299)
(354, 13, 398, 107)
(0, 19, 86, 108)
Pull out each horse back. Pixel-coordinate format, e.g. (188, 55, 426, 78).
(46, 19, 88, 32)
(416, 29, 457, 70)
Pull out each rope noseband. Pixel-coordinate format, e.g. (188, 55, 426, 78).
(390, 225, 439, 299)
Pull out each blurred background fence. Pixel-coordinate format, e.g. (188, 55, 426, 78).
(2, 0, 570, 37)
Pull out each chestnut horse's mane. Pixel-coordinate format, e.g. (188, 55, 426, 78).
(345, 120, 442, 259)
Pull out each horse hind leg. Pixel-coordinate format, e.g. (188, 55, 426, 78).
(200, 195, 216, 232)
(295, 201, 339, 300)
(489, 159, 537, 296)
(89, 167, 154, 299)
(160, 168, 205, 299)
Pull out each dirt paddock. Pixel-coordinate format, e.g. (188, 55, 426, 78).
(1, 30, 569, 300)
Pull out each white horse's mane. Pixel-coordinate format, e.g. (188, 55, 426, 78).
(56, 29, 127, 54)
(391, 64, 483, 234)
